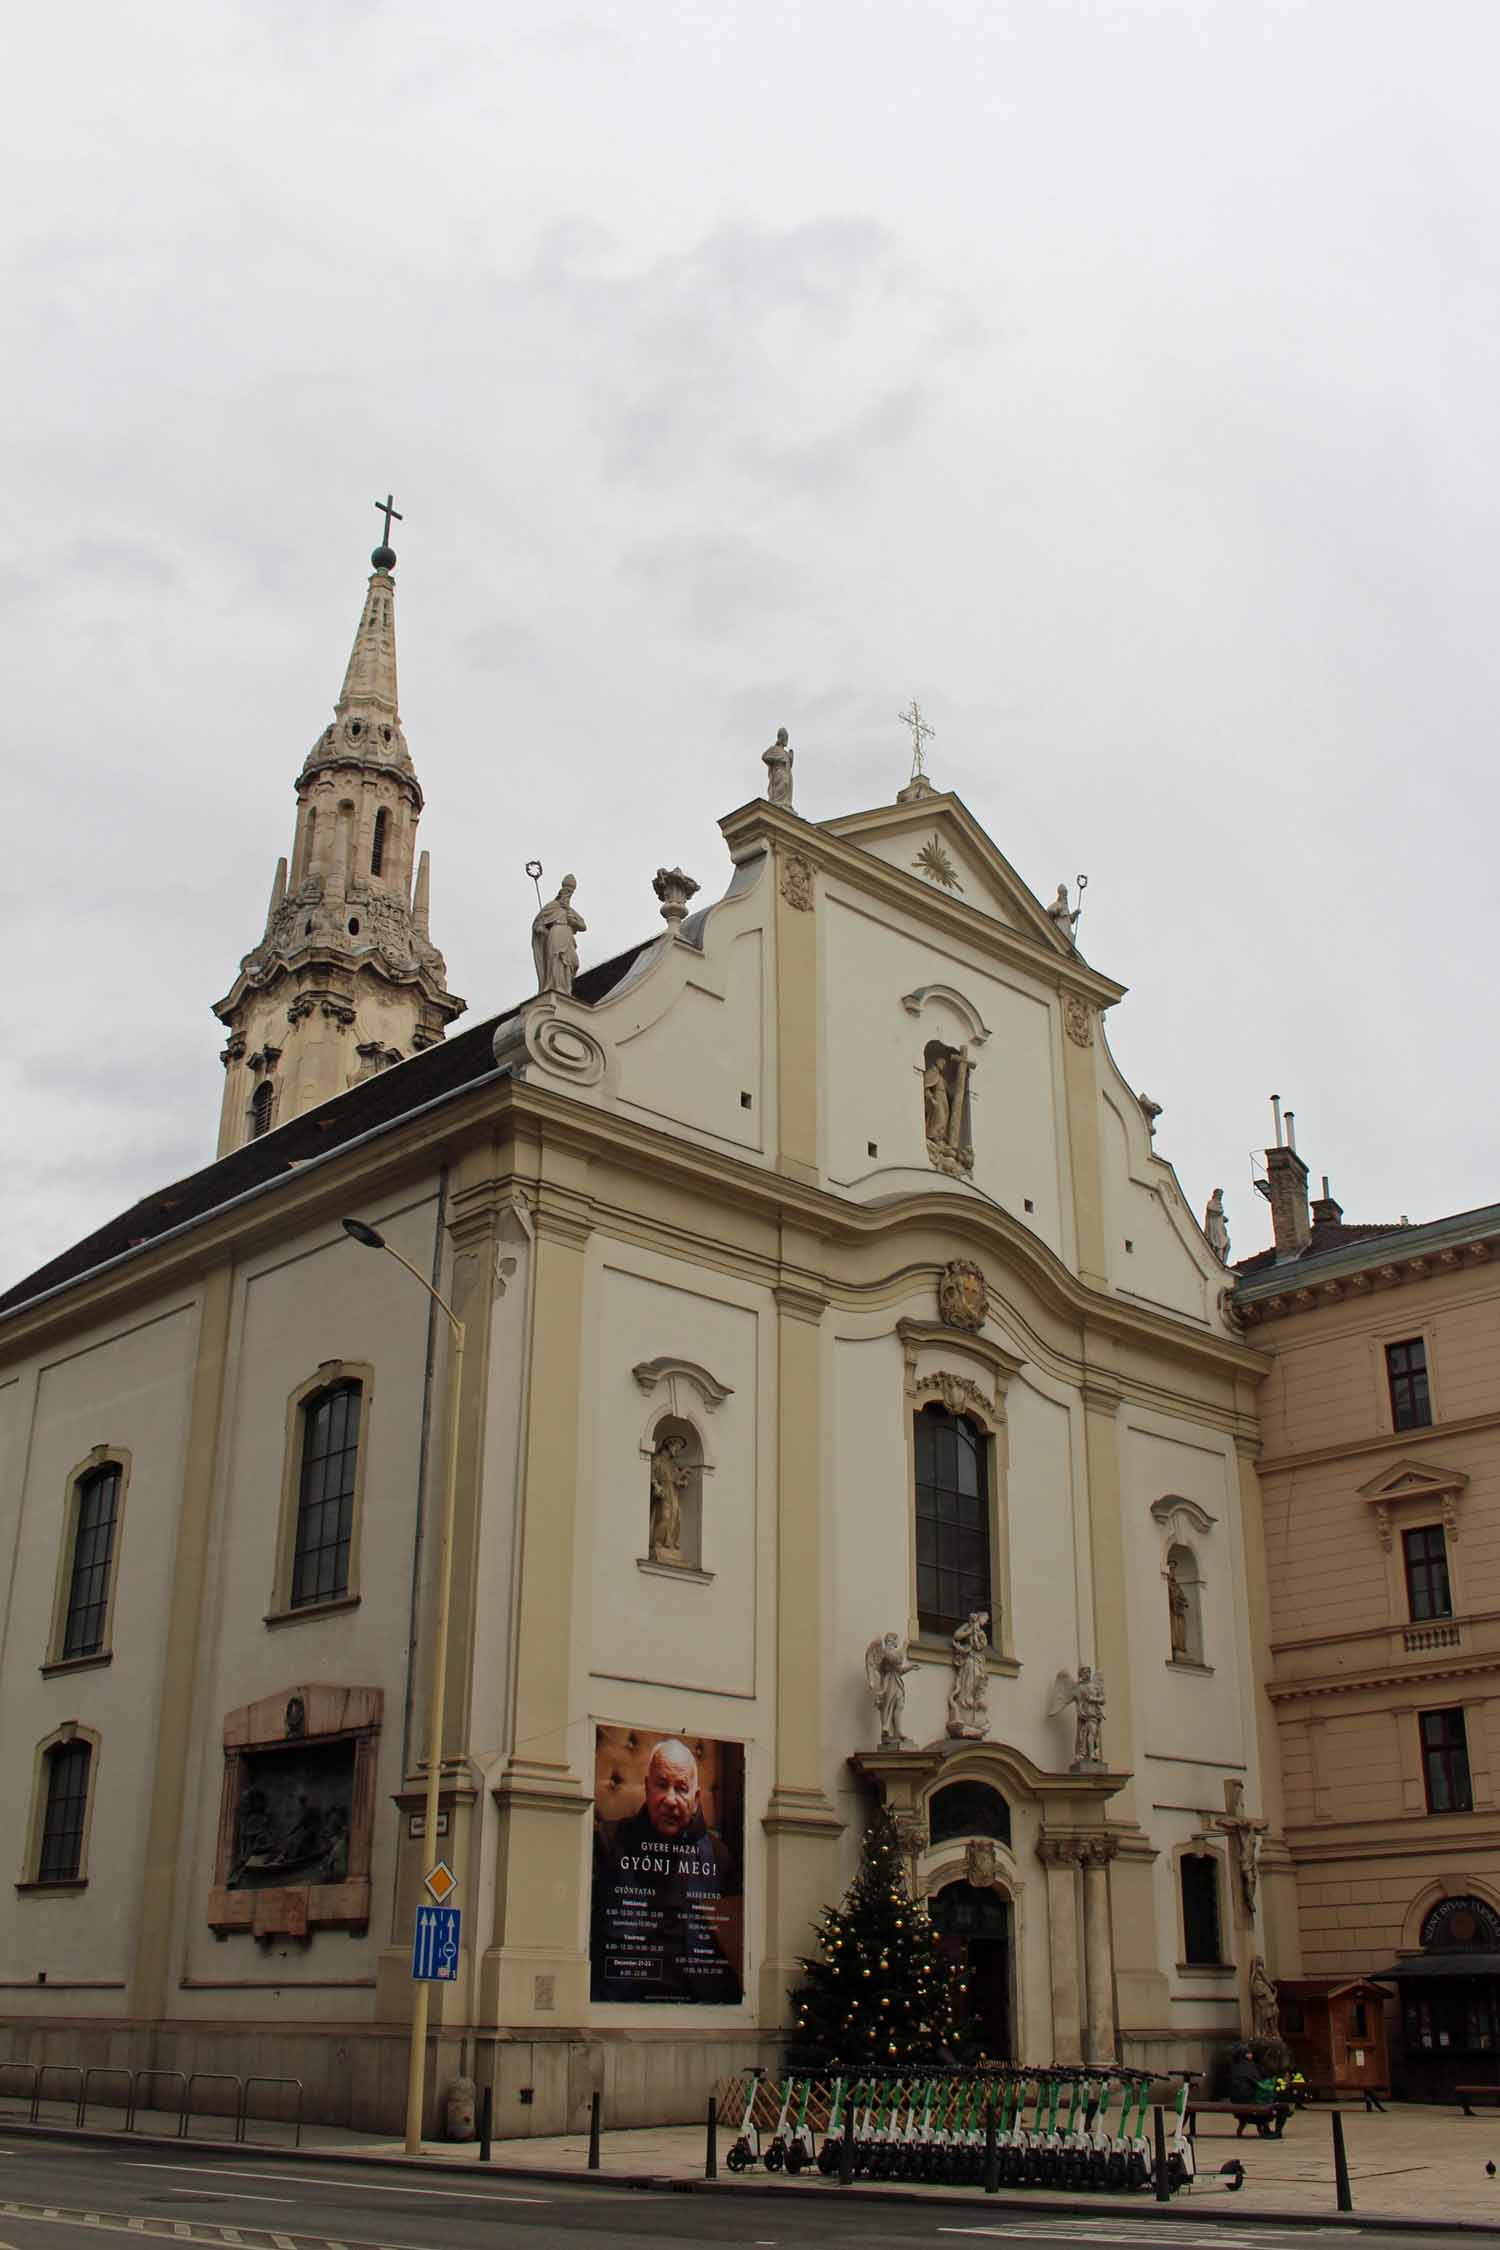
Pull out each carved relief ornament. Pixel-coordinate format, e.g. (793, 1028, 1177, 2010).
(916, 1370, 995, 1423)
(779, 851, 816, 911)
(938, 1259, 988, 1332)
(1063, 995, 1094, 1048)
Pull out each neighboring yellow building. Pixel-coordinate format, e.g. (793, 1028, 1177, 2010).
(1237, 1123, 1500, 2100)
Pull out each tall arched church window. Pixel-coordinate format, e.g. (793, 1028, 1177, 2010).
(915, 1402, 991, 1637)
(60, 1463, 121, 1660)
(371, 806, 388, 876)
(291, 1380, 362, 1608)
(37, 1739, 92, 1884)
(250, 1081, 276, 1139)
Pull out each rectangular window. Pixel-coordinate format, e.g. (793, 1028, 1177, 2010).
(62, 1465, 121, 1659)
(914, 1405, 991, 1637)
(38, 1742, 92, 1883)
(1419, 1707, 1473, 1814)
(1403, 1524, 1452, 1622)
(1386, 1337, 1432, 1431)
(291, 1383, 361, 1608)
(1180, 1853, 1222, 1965)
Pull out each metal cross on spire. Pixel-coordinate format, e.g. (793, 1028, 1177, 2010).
(898, 699, 935, 781)
(374, 493, 404, 546)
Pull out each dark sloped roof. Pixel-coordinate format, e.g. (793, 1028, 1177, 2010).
(1233, 1218, 1411, 1279)
(1, 943, 652, 1321)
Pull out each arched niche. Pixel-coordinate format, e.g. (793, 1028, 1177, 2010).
(1166, 1542, 1205, 1666)
(642, 1411, 708, 1575)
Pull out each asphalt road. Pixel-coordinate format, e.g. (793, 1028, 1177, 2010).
(0, 2132, 1474, 2250)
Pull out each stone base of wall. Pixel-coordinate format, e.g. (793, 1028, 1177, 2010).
(1120, 2029, 1238, 2086)
(0, 2017, 782, 2139)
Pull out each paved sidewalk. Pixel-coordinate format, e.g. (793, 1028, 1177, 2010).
(350, 2102, 1500, 2227)
(7, 2095, 1500, 2229)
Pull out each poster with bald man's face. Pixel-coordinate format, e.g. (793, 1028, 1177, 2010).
(590, 1724, 745, 2004)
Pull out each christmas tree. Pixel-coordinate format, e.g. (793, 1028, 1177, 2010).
(787, 1807, 977, 2067)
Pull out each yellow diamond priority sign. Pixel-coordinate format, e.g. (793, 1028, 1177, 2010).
(423, 1859, 457, 1906)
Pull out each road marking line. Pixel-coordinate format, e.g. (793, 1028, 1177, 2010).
(124, 2165, 547, 2206)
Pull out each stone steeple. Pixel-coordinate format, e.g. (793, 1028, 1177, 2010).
(212, 521, 465, 1156)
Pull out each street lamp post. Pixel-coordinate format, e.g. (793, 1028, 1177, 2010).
(342, 1216, 465, 2155)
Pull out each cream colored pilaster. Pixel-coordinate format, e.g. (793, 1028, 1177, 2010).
(1038, 1840, 1083, 2063)
(759, 1261, 843, 2024)
(1080, 1370, 1135, 1812)
(128, 1268, 233, 2018)
(481, 1164, 594, 2028)
(1081, 1840, 1118, 2063)
(773, 846, 819, 1185)
(1233, 1433, 1301, 1977)
(1059, 1000, 1109, 1291)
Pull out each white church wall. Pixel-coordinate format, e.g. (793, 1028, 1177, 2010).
(0, 1302, 197, 1992)
(1097, 1077, 1219, 1327)
(173, 1195, 439, 2006)
(579, 1244, 773, 2029)
(608, 925, 769, 1159)
(820, 889, 1071, 1264)
(1005, 1376, 1091, 1774)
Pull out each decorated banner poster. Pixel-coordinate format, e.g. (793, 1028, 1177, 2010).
(590, 1724, 745, 2003)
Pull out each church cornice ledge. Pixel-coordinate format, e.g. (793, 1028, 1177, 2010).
(213, 949, 465, 1024)
(0, 1075, 1263, 1386)
(719, 799, 1125, 1008)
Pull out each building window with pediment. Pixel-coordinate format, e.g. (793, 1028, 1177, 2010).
(915, 1402, 991, 1637)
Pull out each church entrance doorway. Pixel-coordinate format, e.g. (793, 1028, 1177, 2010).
(930, 1880, 1013, 2060)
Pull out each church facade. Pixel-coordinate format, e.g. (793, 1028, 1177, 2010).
(0, 541, 1293, 2134)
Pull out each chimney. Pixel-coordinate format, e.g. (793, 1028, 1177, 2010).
(1265, 1095, 1311, 1258)
(1310, 1173, 1344, 1229)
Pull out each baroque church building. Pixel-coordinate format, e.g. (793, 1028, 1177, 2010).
(0, 534, 1292, 2134)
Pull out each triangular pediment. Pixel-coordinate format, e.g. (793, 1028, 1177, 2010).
(821, 792, 1079, 958)
(1357, 1458, 1469, 1503)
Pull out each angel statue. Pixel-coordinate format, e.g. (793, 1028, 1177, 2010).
(531, 874, 586, 995)
(946, 1610, 992, 1740)
(864, 1632, 916, 1749)
(1049, 1662, 1107, 1770)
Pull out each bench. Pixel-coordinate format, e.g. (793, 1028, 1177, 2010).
(1457, 2085, 1500, 2116)
(1187, 2098, 1292, 2140)
(1300, 2083, 1389, 2113)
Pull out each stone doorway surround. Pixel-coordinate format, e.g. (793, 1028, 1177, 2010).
(851, 1739, 1128, 2064)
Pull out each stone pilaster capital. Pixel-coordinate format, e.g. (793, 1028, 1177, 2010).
(1036, 1834, 1087, 1869)
(774, 1281, 828, 1325)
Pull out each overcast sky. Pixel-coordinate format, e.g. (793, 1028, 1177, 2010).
(5, 2, 1497, 1292)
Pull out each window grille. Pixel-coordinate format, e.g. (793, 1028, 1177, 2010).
(62, 1464, 120, 1659)
(38, 1741, 91, 1883)
(291, 1381, 361, 1608)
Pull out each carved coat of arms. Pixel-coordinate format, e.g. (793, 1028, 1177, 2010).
(938, 1259, 988, 1332)
(965, 1838, 1000, 1889)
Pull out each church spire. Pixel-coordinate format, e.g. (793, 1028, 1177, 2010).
(210, 506, 465, 1157)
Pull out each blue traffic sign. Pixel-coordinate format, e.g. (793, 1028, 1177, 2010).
(411, 1904, 461, 1981)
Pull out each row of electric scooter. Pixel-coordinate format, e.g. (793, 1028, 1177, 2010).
(723, 2065, 1199, 2193)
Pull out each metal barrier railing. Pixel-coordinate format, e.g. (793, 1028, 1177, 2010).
(0, 2063, 39, 2116)
(31, 2064, 84, 2126)
(239, 2076, 302, 2149)
(184, 2074, 243, 2141)
(127, 2067, 188, 2136)
(78, 2065, 132, 2129)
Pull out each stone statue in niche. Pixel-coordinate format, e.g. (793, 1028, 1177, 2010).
(531, 875, 586, 995)
(864, 1631, 916, 1748)
(946, 1611, 992, 1739)
(1167, 1556, 1191, 1659)
(1204, 1187, 1231, 1264)
(922, 1039, 975, 1178)
(1249, 1954, 1281, 2041)
(1050, 1663, 1107, 1770)
(227, 1743, 353, 1888)
(648, 1432, 691, 1565)
(762, 726, 794, 807)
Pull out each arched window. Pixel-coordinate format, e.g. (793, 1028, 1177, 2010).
(60, 1461, 122, 1660)
(915, 1403, 991, 1637)
(930, 1779, 1011, 1847)
(1167, 1543, 1205, 1665)
(371, 806, 388, 876)
(250, 1081, 276, 1139)
(37, 1739, 92, 1884)
(291, 1381, 362, 1608)
(1180, 1851, 1223, 1965)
